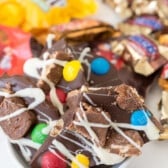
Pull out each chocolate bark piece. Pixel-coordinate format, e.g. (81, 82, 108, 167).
(83, 84, 163, 141)
(105, 129, 143, 157)
(114, 84, 144, 111)
(70, 44, 122, 87)
(118, 65, 158, 97)
(31, 84, 163, 168)
(68, 102, 110, 147)
(30, 37, 44, 57)
(0, 97, 36, 139)
(90, 40, 158, 97)
(0, 75, 60, 119)
(37, 51, 72, 92)
(0, 75, 60, 163)
(58, 70, 87, 92)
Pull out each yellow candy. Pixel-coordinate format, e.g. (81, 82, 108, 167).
(63, 60, 81, 82)
(71, 154, 89, 168)
(0, 0, 97, 32)
(0, 1, 25, 27)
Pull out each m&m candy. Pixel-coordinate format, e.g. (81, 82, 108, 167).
(31, 123, 48, 144)
(47, 88, 67, 103)
(91, 57, 110, 75)
(63, 60, 81, 82)
(41, 151, 66, 168)
(130, 109, 148, 126)
(71, 153, 89, 168)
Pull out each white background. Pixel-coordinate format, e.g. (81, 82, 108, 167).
(1, 0, 168, 168)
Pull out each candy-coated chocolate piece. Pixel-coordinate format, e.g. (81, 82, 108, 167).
(91, 57, 110, 75)
(41, 151, 66, 168)
(63, 60, 81, 82)
(31, 123, 48, 144)
(56, 88, 67, 103)
(71, 153, 89, 168)
(130, 109, 148, 126)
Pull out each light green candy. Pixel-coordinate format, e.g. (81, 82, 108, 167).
(31, 123, 48, 144)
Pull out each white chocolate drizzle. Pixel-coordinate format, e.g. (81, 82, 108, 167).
(0, 88, 45, 122)
(71, 47, 93, 81)
(24, 54, 67, 115)
(10, 138, 41, 162)
(51, 139, 88, 168)
(46, 34, 56, 49)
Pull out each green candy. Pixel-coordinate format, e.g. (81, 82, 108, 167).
(31, 123, 48, 144)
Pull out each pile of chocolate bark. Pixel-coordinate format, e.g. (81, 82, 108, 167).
(1, 1, 168, 167)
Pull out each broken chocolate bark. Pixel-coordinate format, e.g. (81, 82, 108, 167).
(0, 75, 60, 162)
(30, 84, 163, 168)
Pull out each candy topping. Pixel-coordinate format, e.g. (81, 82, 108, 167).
(71, 154, 89, 168)
(130, 109, 148, 126)
(128, 35, 159, 61)
(41, 151, 66, 168)
(63, 60, 81, 82)
(56, 88, 67, 103)
(91, 57, 110, 75)
(31, 123, 48, 144)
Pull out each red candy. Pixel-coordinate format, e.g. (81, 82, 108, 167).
(41, 151, 66, 168)
(47, 88, 67, 103)
(56, 88, 67, 103)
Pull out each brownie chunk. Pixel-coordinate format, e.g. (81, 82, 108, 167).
(0, 97, 36, 139)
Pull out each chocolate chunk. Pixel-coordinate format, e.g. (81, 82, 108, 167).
(118, 66, 159, 97)
(0, 75, 61, 163)
(30, 37, 44, 57)
(66, 89, 82, 108)
(114, 84, 144, 111)
(37, 51, 72, 92)
(105, 129, 143, 157)
(0, 97, 36, 139)
(68, 102, 110, 147)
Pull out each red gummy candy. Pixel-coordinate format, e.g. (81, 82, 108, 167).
(41, 151, 66, 168)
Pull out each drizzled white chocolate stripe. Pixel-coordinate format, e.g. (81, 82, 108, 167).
(0, 88, 45, 122)
(24, 56, 66, 115)
(10, 138, 41, 162)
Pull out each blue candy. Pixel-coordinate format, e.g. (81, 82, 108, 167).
(91, 57, 110, 75)
(130, 109, 149, 126)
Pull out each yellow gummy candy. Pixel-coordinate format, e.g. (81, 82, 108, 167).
(71, 154, 89, 168)
(0, 1, 25, 27)
(63, 60, 81, 82)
